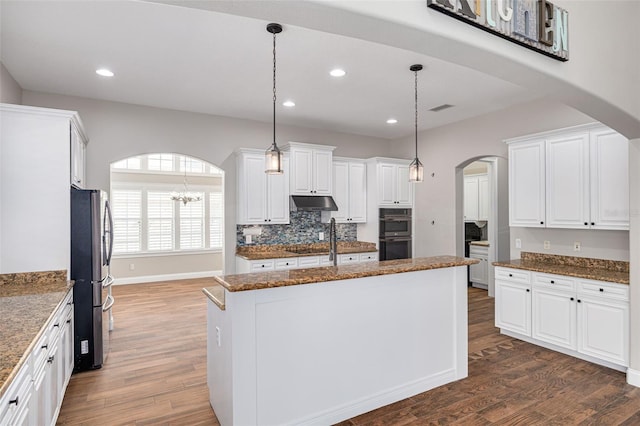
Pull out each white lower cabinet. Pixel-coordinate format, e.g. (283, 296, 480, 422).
(236, 252, 378, 273)
(2, 290, 73, 426)
(469, 245, 488, 287)
(495, 268, 531, 336)
(496, 267, 629, 370)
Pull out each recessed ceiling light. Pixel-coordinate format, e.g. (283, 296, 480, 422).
(96, 68, 114, 77)
(329, 68, 346, 77)
(282, 100, 296, 107)
(386, 118, 398, 124)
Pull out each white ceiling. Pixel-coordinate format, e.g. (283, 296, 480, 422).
(0, 0, 539, 140)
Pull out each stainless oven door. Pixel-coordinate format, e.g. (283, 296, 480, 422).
(379, 217, 412, 237)
(379, 237, 412, 260)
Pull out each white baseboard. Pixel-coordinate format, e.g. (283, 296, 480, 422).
(627, 368, 640, 388)
(114, 270, 222, 285)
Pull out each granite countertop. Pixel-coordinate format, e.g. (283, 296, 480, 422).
(493, 252, 629, 285)
(0, 271, 74, 399)
(470, 241, 490, 247)
(236, 241, 377, 260)
(214, 255, 478, 292)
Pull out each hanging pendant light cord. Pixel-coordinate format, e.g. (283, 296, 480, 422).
(272, 30, 277, 147)
(414, 69, 418, 158)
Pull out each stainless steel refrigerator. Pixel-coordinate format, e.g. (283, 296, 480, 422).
(70, 187, 114, 372)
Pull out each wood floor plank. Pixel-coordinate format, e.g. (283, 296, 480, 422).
(57, 282, 640, 425)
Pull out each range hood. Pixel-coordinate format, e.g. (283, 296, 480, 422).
(290, 195, 338, 212)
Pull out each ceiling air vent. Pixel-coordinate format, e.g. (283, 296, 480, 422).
(429, 104, 454, 112)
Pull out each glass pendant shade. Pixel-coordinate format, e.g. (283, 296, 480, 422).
(265, 142, 283, 174)
(409, 157, 424, 182)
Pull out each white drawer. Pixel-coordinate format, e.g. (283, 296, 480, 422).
(469, 245, 488, 256)
(359, 252, 378, 262)
(275, 258, 299, 270)
(533, 273, 576, 292)
(319, 256, 334, 266)
(31, 331, 50, 375)
(297, 256, 320, 268)
(495, 267, 531, 284)
(578, 279, 629, 302)
(338, 254, 360, 264)
(250, 260, 275, 272)
(0, 355, 32, 424)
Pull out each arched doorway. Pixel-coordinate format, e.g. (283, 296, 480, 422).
(456, 155, 509, 297)
(108, 153, 225, 285)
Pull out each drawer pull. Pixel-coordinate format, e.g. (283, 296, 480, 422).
(599, 288, 604, 292)
(9, 396, 19, 406)
(48, 355, 55, 363)
(550, 280, 555, 284)
(67, 319, 71, 324)
(41, 344, 48, 350)
(584, 222, 588, 226)
(508, 274, 513, 277)
(577, 299, 582, 303)
(53, 323, 60, 328)
(526, 289, 530, 293)
(570, 297, 574, 301)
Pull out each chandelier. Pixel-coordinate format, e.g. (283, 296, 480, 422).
(171, 156, 202, 205)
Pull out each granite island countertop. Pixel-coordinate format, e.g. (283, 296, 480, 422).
(0, 271, 74, 399)
(211, 255, 478, 293)
(470, 241, 490, 247)
(493, 252, 629, 285)
(235, 241, 377, 260)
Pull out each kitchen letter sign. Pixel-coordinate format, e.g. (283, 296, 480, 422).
(427, 0, 569, 61)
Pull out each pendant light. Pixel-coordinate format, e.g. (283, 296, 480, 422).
(265, 23, 284, 174)
(170, 156, 202, 205)
(409, 64, 424, 183)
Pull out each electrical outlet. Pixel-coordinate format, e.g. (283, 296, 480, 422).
(215, 326, 221, 347)
(319, 232, 324, 240)
(515, 238, 522, 249)
(129, 263, 135, 271)
(574, 242, 581, 251)
(544, 241, 551, 250)
(245, 234, 252, 244)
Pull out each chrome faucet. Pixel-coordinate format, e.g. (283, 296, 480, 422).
(328, 217, 337, 266)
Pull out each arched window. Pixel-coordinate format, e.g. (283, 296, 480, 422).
(110, 153, 223, 255)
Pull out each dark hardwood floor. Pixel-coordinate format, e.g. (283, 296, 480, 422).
(58, 280, 640, 425)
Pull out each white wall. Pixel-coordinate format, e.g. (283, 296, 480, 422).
(0, 62, 21, 104)
(21, 90, 392, 274)
(110, 252, 222, 284)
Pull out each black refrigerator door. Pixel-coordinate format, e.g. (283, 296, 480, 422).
(71, 188, 107, 372)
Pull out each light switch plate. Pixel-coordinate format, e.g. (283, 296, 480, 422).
(515, 238, 521, 249)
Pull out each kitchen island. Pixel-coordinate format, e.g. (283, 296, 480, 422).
(203, 256, 477, 426)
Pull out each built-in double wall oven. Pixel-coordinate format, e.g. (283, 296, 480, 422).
(379, 208, 412, 260)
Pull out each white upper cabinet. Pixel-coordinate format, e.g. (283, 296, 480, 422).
(545, 132, 590, 228)
(589, 128, 629, 230)
(507, 124, 629, 230)
(0, 104, 88, 274)
(284, 142, 335, 195)
(508, 140, 546, 227)
(236, 149, 289, 225)
(70, 122, 87, 188)
(464, 174, 489, 222)
(331, 158, 366, 223)
(373, 159, 414, 207)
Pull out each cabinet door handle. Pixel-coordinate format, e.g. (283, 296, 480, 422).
(54, 323, 60, 327)
(591, 222, 595, 226)
(526, 289, 530, 292)
(570, 297, 574, 301)
(599, 288, 604, 292)
(9, 396, 19, 406)
(577, 299, 582, 303)
(584, 222, 588, 226)
(550, 280, 555, 284)
(508, 274, 513, 277)
(540, 221, 544, 225)
(48, 355, 55, 363)
(41, 344, 48, 350)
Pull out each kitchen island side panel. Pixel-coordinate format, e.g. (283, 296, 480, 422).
(206, 265, 468, 425)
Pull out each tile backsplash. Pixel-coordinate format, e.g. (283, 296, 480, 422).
(236, 211, 357, 246)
